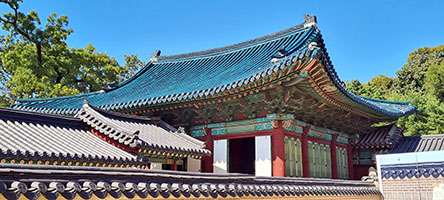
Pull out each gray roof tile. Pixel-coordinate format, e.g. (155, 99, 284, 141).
(354, 124, 403, 148)
(0, 107, 145, 166)
(390, 134, 444, 153)
(76, 102, 210, 156)
(0, 163, 380, 200)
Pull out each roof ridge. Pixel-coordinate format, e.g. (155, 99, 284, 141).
(417, 134, 444, 138)
(0, 163, 376, 186)
(173, 128, 206, 147)
(77, 103, 140, 148)
(83, 101, 160, 122)
(156, 23, 307, 62)
(0, 107, 81, 125)
(14, 91, 101, 104)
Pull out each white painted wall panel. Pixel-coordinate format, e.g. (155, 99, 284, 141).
(213, 139, 228, 173)
(150, 163, 162, 170)
(187, 157, 201, 172)
(255, 135, 272, 176)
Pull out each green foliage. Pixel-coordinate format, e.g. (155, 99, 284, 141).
(424, 63, 444, 99)
(0, 0, 144, 106)
(386, 92, 444, 136)
(364, 75, 394, 100)
(345, 75, 394, 100)
(346, 45, 444, 135)
(392, 45, 444, 94)
(344, 79, 366, 96)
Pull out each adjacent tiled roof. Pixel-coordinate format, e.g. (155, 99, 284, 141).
(11, 16, 416, 119)
(0, 107, 145, 166)
(381, 161, 444, 179)
(0, 163, 381, 200)
(389, 134, 444, 153)
(354, 124, 403, 149)
(77, 102, 211, 157)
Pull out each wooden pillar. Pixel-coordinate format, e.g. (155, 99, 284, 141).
(271, 120, 285, 177)
(172, 160, 178, 171)
(347, 143, 355, 180)
(330, 135, 338, 179)
(301, 126, 310, 177)
(202, 127, 213, 173)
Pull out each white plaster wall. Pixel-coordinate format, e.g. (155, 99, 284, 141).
(213, 139, 228, 173)
(150, 163, 162, 170)
(255, 135, 272, 176)
(187, 157, 201, 172)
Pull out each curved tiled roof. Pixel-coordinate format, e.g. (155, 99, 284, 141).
(0, 107, 146, 166)
(12, 16, 416, 119)
(0, 163, 381, 200)
(389, 134, 444, 153)
(77, 102, 210, 157)
(353, 124, 403, 149)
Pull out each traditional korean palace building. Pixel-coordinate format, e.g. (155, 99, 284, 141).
(8, 14, 416, 184)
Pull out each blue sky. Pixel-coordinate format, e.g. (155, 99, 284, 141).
(1, 0, 443, 82)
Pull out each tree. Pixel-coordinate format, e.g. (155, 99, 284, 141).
(122, 54, 147, 78)
(391, 47, 444, 135)
(0, 0, 143, 106)
(345, 79, 366, 96)
(346, 45, 444, 135)
(392, 45, 444, 95)
(363, 75, 394, 100)
(424, 63, 444, 99)
(345, 75, 393, 100)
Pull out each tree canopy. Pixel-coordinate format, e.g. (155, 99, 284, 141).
(0, 0, 145, 106)
(346, 45, 444, 136)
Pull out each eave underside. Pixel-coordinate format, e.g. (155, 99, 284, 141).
(123, 56, 398, 134)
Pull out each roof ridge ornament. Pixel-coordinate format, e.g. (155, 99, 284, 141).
(308, 42, 318, 51)
(82, 100, 89, 107)
(303, 14, 317, 28)
(177, 126, 185, 133)
(150, 50, 161, 62)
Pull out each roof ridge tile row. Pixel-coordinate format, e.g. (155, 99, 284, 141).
(0, 163, 381, 200)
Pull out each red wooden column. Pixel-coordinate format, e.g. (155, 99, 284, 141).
(301, 126, 310, 177)
(346, 143, 355, 180)
(172, 160, 178, 171)
(330, 135, 338, 179)
(271, 120, 285, 177)
(202, 127, 214, 173)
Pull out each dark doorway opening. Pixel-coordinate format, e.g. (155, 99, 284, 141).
(229, 137, 255, 174)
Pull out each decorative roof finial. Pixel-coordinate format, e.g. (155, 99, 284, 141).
(303, 14, 317, 28)
(150, 49, 161, 62)
(82, 100, 89, 107)
(177, 126, 185, 133)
